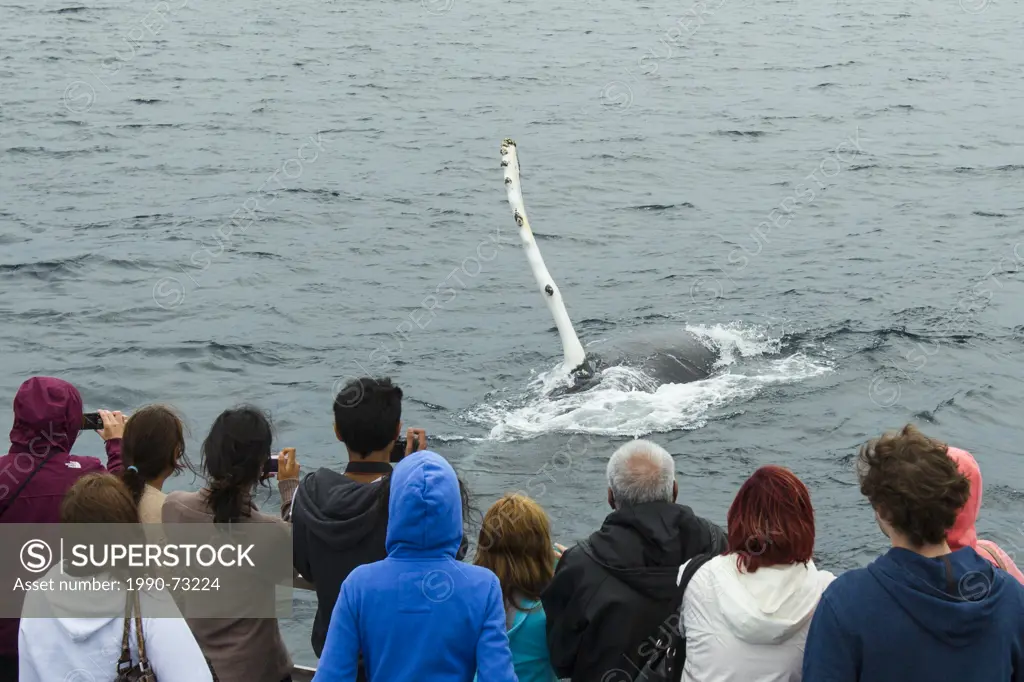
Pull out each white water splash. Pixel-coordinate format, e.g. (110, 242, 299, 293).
(466, 323, 832, 441)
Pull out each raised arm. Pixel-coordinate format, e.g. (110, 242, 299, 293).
(276, 447, 301, 521)
(98, 409, 126, 473)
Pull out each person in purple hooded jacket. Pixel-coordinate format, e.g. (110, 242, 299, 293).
(0, 376, 125, 681)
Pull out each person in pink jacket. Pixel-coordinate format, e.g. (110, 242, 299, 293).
(946, 446, 1024, 584)
(0, 376, 125, 682)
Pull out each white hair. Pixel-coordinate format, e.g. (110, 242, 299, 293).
(606, 439, 676, 508)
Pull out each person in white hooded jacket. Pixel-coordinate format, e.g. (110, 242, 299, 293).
(679, 466, 834, 682)
(18, 473, 212, 682)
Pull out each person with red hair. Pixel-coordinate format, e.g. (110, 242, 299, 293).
(679, 465, 834, 682)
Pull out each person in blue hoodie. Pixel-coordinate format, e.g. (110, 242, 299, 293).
(802, 424, 1024, 682)
(313, 450, 518, 682)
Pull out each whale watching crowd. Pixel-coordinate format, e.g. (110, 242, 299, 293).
(1, 374, 1023, 682)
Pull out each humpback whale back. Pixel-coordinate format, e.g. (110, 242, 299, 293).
(600, 330, 720, 384)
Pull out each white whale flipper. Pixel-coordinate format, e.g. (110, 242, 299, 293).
(500, 138, 587, 374)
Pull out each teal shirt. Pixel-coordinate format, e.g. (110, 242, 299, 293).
(476, 600, 557, 682)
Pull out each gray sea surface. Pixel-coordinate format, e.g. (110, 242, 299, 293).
(2, 0, 1024, 665)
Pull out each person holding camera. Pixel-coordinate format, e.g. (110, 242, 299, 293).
(162, 405, 300, 682)
(120, 404, 192, 524)
(0, 376, 127, 682)
(291, 377, 428, 669)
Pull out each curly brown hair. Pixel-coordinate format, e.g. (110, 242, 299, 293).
(858, 424, 970, 546)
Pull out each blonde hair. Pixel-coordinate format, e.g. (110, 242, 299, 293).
(474, 494, 554, 609)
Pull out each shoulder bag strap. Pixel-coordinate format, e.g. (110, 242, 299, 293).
(981, 544, 1008, 570)
(0, 450, 59, 519)
(116, 591, 134, 673)
(132, 590, 152, 671)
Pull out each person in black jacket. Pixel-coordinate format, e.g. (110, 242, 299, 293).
(541, 438, 726, 682)
(291, 377, 469, 675)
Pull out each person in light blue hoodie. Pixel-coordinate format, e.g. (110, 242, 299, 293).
(313, 450, 517, 682)
(473, 494, 560, 682)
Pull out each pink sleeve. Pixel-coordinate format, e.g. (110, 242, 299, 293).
(977, 540, 1024, 585)
(104, 438, 123, 474)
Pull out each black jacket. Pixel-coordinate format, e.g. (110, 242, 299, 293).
(541, 501, 727, 682)
(292, 468, 390, 659)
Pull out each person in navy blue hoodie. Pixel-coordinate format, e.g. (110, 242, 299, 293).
(802, 424, 1024, 682)
(313, 450, 517, 682)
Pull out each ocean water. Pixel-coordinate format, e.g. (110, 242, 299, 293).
(2, 0, 1024, 665)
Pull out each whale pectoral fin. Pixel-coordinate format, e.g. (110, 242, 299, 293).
(500, 138, 587, 373)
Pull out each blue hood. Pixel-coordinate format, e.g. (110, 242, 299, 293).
(385, 451, 463, 558)
(868, 547, 1002, 647)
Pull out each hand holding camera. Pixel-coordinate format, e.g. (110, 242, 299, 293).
(83, 410, 127, 441)
(267, 447, 300, 481)
(390, 428, 428, 462)
(404, 428, 427, 457)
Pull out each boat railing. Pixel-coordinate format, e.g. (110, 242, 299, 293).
(291, 576, 317, 681)
(292, 665, 316, 682)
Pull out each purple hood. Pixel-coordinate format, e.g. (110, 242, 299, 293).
(0, 377, 122, 659)
(8, 377, 83, 457)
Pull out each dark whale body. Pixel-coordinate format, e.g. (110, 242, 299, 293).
(563, 330, 720, 393)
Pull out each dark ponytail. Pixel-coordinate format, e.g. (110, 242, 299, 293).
(457, 474, 479, 560)
(201, 406, 274, 524)
(121, 405, 189, 507)
(121, 469, 144, 507)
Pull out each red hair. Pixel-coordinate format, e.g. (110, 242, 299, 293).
(727, 466, 815, 573)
